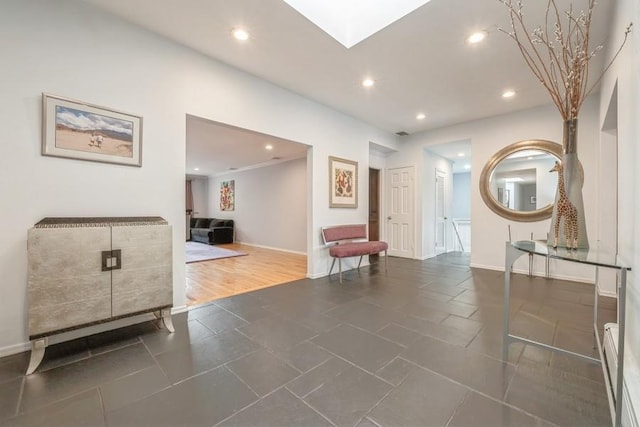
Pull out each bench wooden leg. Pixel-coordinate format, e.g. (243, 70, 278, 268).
(357, 255, 363, 270)
(338, 258, 342, 284)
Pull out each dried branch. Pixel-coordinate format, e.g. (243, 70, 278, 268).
(498, 0, 632, 120)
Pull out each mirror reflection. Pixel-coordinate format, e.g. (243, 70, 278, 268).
(479, 140, 562, 222)
(489, 149, 558, 212)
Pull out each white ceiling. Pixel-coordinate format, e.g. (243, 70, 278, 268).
(82, 0, 614, 175)
(186, 116, 308, 177)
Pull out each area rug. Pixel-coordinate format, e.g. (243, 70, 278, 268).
(185, 241, 248, 263)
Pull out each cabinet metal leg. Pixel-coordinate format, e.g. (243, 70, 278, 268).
(161, 309, 175, 333)
(26, 338, 48, 375)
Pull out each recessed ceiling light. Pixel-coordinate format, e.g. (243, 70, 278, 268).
(194, 167, 199, 171)
(362, 78, 375, 88)
(458, 152, 465, 157)
(416, 113, 426, 120)
(464, 164, 471, 169)
(502, 90, 516, 99)
(265, 144, 273, 150)
(467, 31, 487, 44)
(232, 28, 249, 41)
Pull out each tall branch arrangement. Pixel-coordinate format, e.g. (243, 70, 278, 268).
(499, 0, 632, 120)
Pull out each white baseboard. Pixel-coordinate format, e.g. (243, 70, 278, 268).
(0, 307, 188, 358)
(469, 263, 605, 288)
(235, 241, 306, 256)
(469, 263, 503, 272)
(0, 342, 31, 358)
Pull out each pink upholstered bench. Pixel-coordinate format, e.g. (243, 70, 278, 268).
(321, 224, 388, 283)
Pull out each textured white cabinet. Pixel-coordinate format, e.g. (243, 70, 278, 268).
(27, 217, 174, 374)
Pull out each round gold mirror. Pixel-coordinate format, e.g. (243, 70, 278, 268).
(479, 140, 562, 222)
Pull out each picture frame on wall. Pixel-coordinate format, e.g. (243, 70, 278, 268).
(42, 93, 142, 167)
(220, 180, 235, 211)
(329, 156, 358, 208)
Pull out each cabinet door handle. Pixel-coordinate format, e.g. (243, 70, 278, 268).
(101, 250, 122, 271)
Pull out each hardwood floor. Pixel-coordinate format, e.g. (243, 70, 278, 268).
(185, 243, 307, 306)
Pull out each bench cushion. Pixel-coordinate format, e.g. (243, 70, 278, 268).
(329, 241, 388, 258)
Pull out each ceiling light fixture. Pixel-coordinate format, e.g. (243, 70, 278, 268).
(416, 113, 426, 120)
(194, 167, 199, 171)
(232, 28, 250, 41)
(502, 90, 516, 99)
(467, 31, 487, 44)
(265, 144, 273, 150)
(362, 78, 375, 88)
(458, 152, 465, 157)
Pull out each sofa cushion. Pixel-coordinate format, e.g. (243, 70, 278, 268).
(223, 220, 234, 227)
(211, 220, 226, 228)
(193, 218, 212, 228)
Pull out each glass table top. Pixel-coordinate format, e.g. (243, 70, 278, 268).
(510, 240, 631, 270)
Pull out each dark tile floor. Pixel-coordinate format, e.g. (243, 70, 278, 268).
(0, 253, 616, 427)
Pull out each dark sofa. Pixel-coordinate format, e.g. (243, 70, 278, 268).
(189, 218, 234, 245)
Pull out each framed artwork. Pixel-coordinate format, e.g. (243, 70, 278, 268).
(329, 156, 358, 208)
(42, 93, 142, 167)
(220, 180, 235, 211)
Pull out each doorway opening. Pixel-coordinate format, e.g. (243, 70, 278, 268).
(184, 115, 310, 305)
(425, 140, 472, 258)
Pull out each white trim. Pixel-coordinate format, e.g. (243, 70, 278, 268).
(469, 263, 504, 272)
(0, 308, 187, 358)
(171, 305, 188, 315)
(235, 241, 306, 256)
(623, 376, 638, 427)
(0, 342, 31, 358)
(469, 263, 603, 285)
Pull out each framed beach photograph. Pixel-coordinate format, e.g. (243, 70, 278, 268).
(220, 180, 235, 211)
(329, 156, 358, 208)
(42, 93, 142, 167)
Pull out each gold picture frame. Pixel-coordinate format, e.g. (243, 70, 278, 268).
(329, 156, 358, 208)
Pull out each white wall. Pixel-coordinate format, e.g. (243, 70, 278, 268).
(0, 0, 398, 354)
(190, 177, 209, 218)
(600, 0, 640, 417)
(208, 158, 307, 253)
(452, 172, 471, 219)
(389, 99, 600, 280)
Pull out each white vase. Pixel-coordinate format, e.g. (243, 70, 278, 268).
(548, 119, 589, 249)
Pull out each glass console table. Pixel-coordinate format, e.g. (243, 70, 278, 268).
(503, 241, 630, 427)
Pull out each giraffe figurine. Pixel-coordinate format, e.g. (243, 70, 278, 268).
(550, 161, 578, 249)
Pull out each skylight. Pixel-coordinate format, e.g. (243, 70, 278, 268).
(282, 0, 432, 48)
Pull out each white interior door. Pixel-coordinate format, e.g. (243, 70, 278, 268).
(387, 166, 414, 258)
(435, 170, 447, 255)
